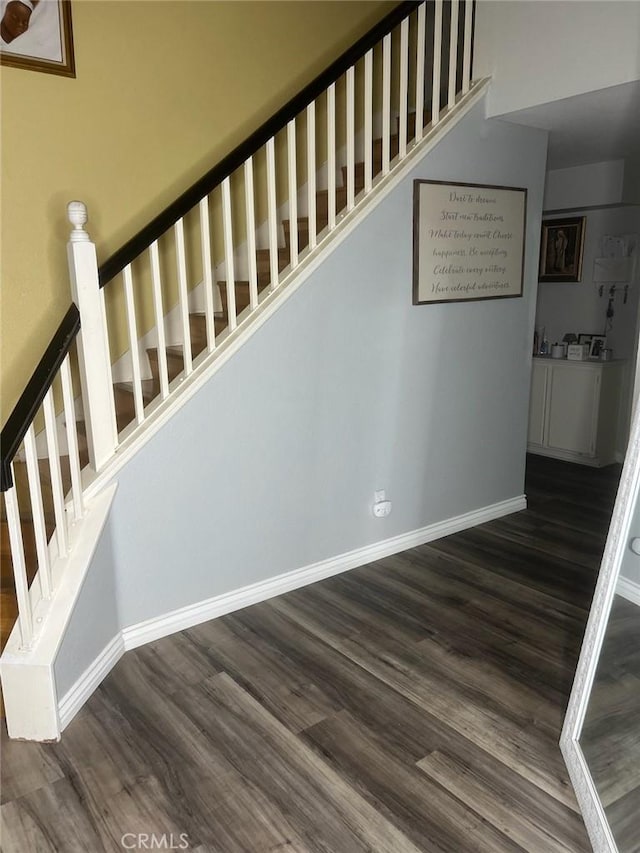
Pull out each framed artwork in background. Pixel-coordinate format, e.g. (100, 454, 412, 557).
(589, 335, 606, 359)
(539, 216, 586, 282)
(0, 0, 75, 78)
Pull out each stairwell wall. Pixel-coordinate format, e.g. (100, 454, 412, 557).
(0, 0, 395, 423)
(54, 99, 548, 695)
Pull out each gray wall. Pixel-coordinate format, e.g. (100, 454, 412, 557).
(57, 100, 549, 661)
(54, 522, 119, 698)
(105, 100, 547, 629)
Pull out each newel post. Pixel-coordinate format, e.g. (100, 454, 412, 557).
(67, 201, 118, 472)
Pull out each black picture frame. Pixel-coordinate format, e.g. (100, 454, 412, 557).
(539, 216, 586, 282)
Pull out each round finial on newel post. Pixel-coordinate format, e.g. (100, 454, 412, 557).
(67, 200, 90, 242)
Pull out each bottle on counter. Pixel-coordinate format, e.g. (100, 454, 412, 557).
(539, 330, 549, 355)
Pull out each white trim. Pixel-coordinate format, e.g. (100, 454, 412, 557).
(132, 494, 522, 647)
(0, 484, 118, 741)
(58, 633, 125, 732)
(124, 493, 524, 650)
(616, 576, 640, 606)
(82, 80, 491, 504)
(561, 393, 640, 853)
(53, 491, 524, 735)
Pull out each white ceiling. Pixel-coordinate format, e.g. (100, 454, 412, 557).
(503, 79, 640, 172)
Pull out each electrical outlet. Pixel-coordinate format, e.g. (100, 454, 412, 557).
(373, 500, 392, 518)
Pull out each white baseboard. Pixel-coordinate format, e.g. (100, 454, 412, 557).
(58, 633, 125, 731)
(617, 576, 640, 606)
(56, 492, 525, 732)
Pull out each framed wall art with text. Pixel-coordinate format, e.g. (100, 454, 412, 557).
(413, 180, 527, 305)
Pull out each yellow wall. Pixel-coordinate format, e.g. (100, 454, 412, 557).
(0, 0, 395, 423)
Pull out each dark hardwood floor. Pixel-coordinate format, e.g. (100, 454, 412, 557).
(1, 454, 622, 852)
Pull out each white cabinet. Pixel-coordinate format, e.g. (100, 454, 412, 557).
(527, 358, 625, 466)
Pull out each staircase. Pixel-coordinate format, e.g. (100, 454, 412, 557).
(0, 121, 409, 652)
(2, 130, 405, 655)
(1, 0, 481, 739)
(93, 126, 409, 440)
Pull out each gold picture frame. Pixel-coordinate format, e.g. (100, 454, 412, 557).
(1, 0, 75, 78)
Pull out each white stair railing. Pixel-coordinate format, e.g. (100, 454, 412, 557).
(2, 0, 477, 687)
(65, 0, 474, 470)
(1, 306, 86, 652)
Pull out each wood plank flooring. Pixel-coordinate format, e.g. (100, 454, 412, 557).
(1, 454, 622, 852)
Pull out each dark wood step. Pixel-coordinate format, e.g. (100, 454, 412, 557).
(147, 347, 185, 386)
(283, 218, 310, 251)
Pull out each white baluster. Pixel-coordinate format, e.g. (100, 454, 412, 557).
(364, 49, 373, 193)
(60, 354, 84, 522)
(462, 0, 473, 94)
(287, 119, 299, 268)
(123, 265, 145, 422)
(150, 241, 170, 398)
(327, 83, 336, 230)
(415, 3, 426, 141)
(399, 17, 409, 158)
(66, 201, 117, 471)
(266, 138, 279, 290)
(174, 219, 193, 375)
(199, 197, 217, 350)
(23, 425, 52, 600)
(382, 34, 391, 174)
(244, 159, 259, 309)
(42, 389, 68, 559)
(346, 66, 355, 211)
(221, 176, 237, 327)
(306, 102, 317, 250)
(432, 0, 443, 125)
(4, 477, 34, 648)
(448, 0, 459, 109)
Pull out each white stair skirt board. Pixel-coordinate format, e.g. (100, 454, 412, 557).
(57, 490, 525, 734)
(82, 80, 491, 505)
(0, 483, 118, 741)
(616, 576, 640, 607)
